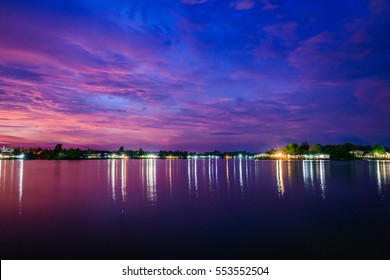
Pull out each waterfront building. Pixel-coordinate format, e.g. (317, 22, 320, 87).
(83, 153, 102, 159)
(0, 147, 15, 159)
(254, 153, 270, 159)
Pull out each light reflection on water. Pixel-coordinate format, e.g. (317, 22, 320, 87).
(276, 160, 285, 198)
(0, 160, 24, 215)
(1, 159, 390, 260)
(18, 160, 23, 216)
(121, 159, 126, 202)
(1, 159, 389, 216)
(110, 159, 116, 201)
(370, 160, 390, 199)
(145, 159, 157, 204)
(168, 159, 173, 195)
(302, 160, 327, 199)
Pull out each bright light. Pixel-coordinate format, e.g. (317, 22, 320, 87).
(144, 154, 159, 159)
(238, 154, 242, 158)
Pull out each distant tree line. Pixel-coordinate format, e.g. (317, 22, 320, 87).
(8, 142, 389, 160)
(266, 142, 388, 160)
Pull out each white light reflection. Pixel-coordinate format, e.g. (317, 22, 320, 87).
(245, 158, 249, 185)
(377, 160, 382, 195)
(319, 160, 326, 199)
(302, 160, 327, 198)
(111, 159, 116, 201)
(187, 159, 192, 193)
(19, 160, 24, 216)
(0, 160, 2, 191)
(233, 158, 236, 184)
(194, 158, 198, 199)
(375, 160, 389, 199)
(239, 158, 243, 197)
(214, 158, 220, 198)
(214, 158, 219, 189)
(146, 159, 157, 203)
(276, 160, 285, 198)
(121, 159, 127, 202)
(303, 160, 314, 195)
(208, 158, 212, 191)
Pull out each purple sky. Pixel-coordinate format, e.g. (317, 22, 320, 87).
(1, 0, 389, 152)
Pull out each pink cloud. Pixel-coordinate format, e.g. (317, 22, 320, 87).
(354, 79, 390, 114)
(260, 0, 278, 11)
(230, 0, 256, 10)
(288, 32, 349, 83)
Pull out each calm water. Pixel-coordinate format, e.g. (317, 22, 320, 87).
(1, 159, 390, 259)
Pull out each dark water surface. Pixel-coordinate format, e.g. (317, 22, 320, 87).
(1, 159, 389, 259)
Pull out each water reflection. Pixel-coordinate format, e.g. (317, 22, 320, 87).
(145, 159, 157, 204)
(187, 159, 191, 191)
(0, 160, 2, 191)
(19, 160, 24, 216)
(194, 159, 198, 198)
(107, 159, 128, 202)
(0, 160, 24, 215)
(208, 158, 212, 191)
(276, 160, 285, 198)
(239, 158, 243, 190)
(110, 159, 116, 201)
(121, 159, 127, 202)
(319, 160, 326, 199)
(374, 160, 389, 199)
(226, 159, 230, 192)
(214, 158, 219, 190)
(168, 159, 173, 195)
(245, 159, 249, 187)
(302, 160, 327, 199)
(187, 159, 199, 201)
(2, 159, 387, 215)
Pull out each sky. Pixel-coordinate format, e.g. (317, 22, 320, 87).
(0, 0, 389, 152)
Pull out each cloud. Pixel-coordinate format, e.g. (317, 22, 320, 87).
(260, 0, 278, 11)
(181, 0, 208, 4)
(230, 0, 256, 10)
(0, 66, 46, 81)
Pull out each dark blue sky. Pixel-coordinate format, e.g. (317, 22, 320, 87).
(0, 0, 389, 151)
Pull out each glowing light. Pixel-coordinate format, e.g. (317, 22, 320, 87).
(142, 153, 159, 159)
(16, 153, 25, 159)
